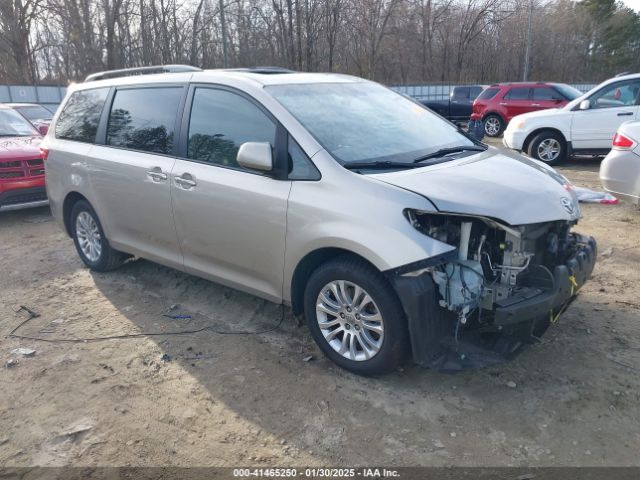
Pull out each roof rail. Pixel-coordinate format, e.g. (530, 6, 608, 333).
(227, 66, 296, 75)
(85, 64, 202, 82)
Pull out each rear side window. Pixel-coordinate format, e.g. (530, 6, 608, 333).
(55, 88, 109, 143)
(533, 87, 562, 101)
(505, 87, 530, 100)
(107, 87, 183, 155)
(469, 87, 483, 99)
(477, 87, 499, 100)
(187, 88, 276, 170)
(452, 87, 469, 100)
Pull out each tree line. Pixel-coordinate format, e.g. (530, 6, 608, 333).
(1, 0, 639, 86)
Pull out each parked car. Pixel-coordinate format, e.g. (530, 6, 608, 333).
(471, 82, 581, 137)
(503, 73, 640, 165)
(43, 65, 596, 375)
(421, 85, 485, 123)
(5, 103, 53, 133)
(600, 121, 640, 205)
(0, 106, 48, 211)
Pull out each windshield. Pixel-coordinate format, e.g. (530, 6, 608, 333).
(553, 84, 582, 100)
(267, 82, 475, 165)
(0, 109, 38, 137)
(15, 105, 52, 121)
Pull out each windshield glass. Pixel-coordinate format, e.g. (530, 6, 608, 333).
(0, 109, 38, 137)
(267, 82, 475, 165)
(15, 105, 52, 121)
(553, 84, 582, 100)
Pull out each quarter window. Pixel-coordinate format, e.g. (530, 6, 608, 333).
(288, 137, 320, 180)
(504, 88, 530, 100)
(477, 87, 499, 100)
(187, 88, 276, 170)
(55, 88, 109, 143)
(106, 87, 183, 154)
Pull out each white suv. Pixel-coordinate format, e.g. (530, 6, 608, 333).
(503, 73, 640, 165)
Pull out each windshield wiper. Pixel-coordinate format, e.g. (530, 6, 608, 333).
(413, 145, 486, 164)
(343, 160, 420, 170)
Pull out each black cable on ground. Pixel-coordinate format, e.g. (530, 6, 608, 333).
(8, 304, 286, 344)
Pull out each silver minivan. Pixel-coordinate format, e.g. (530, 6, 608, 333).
(44, 65, 597, 375)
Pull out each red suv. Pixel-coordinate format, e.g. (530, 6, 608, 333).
(0, 106, 47, 212)
(471, 82, 582, 137)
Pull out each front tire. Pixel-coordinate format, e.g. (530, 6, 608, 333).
(303, 256, 410, 375)
(483, 114, 504, 137)
(528, 131, 567, 166)
(70, 200, 127, 271)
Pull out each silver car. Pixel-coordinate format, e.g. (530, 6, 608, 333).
(43, 65, 597, 375)
(600, 121, 640, 205)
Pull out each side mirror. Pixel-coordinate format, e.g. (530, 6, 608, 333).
(37, 124, 49, 136)
(579, 99, 590, 111)
(237, 142, 273, 172)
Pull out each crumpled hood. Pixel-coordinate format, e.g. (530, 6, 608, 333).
(0, 136, 42, 162)
(370, 148, 580, 225)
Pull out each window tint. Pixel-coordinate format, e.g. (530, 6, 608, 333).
(505, 87, 530, 100)
(452, 87, 469, 100)
(107, 87, 182, 154)
(55, 88, 109, 143)
(187, 88, 276, 169)
(533, 87, 562, 101)
(477, 87, 499, 100)
(288, 137, 320, 180)
(590, 81, 640, 109)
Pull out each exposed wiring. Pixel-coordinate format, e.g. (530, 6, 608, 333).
(8, 304, 286, 344)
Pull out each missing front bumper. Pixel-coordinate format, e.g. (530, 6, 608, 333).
(390, 234, 597, 371)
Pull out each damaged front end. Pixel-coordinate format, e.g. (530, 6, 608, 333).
(389, 210, 597, 371)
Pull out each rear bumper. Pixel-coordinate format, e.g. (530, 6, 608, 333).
(0, 185, 48, 212)
(390, 233, 597, 371)
(600, 149, 640, 205)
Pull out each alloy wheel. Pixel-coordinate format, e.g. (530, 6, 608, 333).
(537, 138, 561, 162)
(315, 280, 384, 361)
(76, 211, 102, 262)
(484, 117, 501, 136)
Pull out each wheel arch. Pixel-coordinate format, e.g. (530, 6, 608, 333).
(290, 247, 381, 316)
(482, 111, 505, 123)
(523, 127, 567, 153)
(62, 191, 90, 237)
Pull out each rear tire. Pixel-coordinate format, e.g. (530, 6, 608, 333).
(70, 200, 127, 272)
(483, 114, 504, 137)
(528, 131, 567, 166)
(303, 255, 410, 376)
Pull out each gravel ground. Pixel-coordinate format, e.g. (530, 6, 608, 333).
(1, 141, 639, 467)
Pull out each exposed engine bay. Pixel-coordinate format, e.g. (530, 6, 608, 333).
(396, 209, 597, 370)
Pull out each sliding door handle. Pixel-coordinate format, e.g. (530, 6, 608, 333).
(175, 175, 197, 188)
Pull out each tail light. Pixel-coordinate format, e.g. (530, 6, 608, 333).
(612, 133, 635, 150)
(40, 146, 49, 161)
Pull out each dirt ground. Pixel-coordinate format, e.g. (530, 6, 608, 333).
(1, 142, 639, 468)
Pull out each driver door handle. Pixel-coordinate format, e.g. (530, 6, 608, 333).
(147, 167, 167, 182)
(617, 112, 634, 116)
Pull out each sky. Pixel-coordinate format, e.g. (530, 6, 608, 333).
(621, 0, 640, 11)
